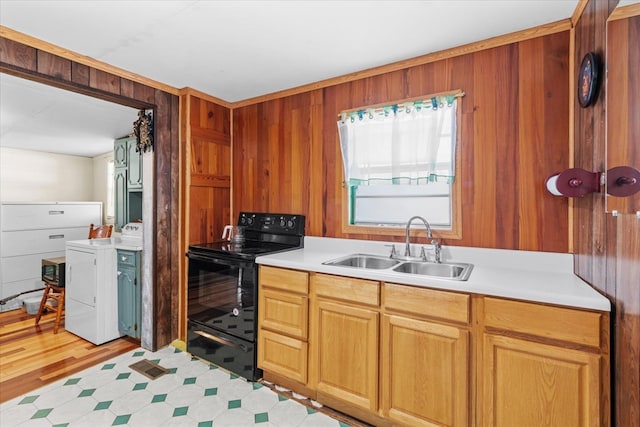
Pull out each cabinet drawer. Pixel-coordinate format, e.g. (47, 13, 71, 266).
(383, 282, 470, 324)
(258, 329, 308, 384)
(1, 228, 88, 257)
(484, 297, 602, 347)
(1, 203, 101, 230)
(0, 251, 63, 283)
(313, 273, 379, 306)
(1, 277, 45, 299)
(117, 250, 139, 268)
(260, 266, 309, 294)
(259, 289, 308, 340)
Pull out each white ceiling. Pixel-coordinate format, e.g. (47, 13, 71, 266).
(0, 73, 137, 157)
(0, 0, 583, 157)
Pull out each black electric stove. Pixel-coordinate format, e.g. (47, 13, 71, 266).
(186, 212, 305, 381)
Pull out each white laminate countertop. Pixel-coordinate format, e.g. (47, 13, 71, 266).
(256, 236, 611, 312)
(66, 236, 143, 251)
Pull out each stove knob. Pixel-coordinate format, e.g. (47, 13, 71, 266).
(287, 219, 295, 228)
(280, 218, 286, 227)
(240, 217, 246, 225)
(246, 217, 254, 225)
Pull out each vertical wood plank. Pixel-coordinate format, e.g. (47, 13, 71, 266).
(89, 68, 120, 94)
(542, 31, 570, 252)
(36, 50, 71, 80)
(71, 62, 90, 86)
(309, 90, 324, 236)
(471, 48, 499, 248)
(614, 214, 640, 426)
(493, 44, 518, 250)
(0, 38, 37, 70)
(607, 16, 640, 214)
(518, 37, 546, 251)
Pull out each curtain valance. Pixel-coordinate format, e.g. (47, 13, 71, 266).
(337, 92, 461, 186)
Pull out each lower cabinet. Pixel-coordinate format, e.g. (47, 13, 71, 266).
(311, 273, 380, 413)
(257, 266, 609, 427)
(257, 266, 309, 385)
(482, 334, 601, 426)
(479, 297, 607, 427)
(380, 282, 471, 427)
(117, 249, 141, 339)
(314, 298, 379, 412)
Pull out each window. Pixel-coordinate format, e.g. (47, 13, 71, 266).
(337, 91, 462, 238)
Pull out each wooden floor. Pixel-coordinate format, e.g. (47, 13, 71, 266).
(0, 307, 139, 403)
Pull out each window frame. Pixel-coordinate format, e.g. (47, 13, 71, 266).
(340, 93, 463, 240)
(106, 158, 115, 221)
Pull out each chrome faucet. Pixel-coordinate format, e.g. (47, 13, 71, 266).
(404, 216, 442, 263)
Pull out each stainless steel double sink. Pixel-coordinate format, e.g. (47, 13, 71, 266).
(322, 253, 473, 281)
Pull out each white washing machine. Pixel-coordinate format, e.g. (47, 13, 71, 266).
(64, 223, 143, 345)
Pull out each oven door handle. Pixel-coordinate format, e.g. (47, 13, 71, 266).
(187, 252, 254, 268)
(193, 330, 249, 352)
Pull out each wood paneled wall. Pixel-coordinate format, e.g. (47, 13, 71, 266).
(233, 32, 571, 252)
(0, 35, 180, 351)
(183, 93, 231, 244)
(179, 92, 231, 339)
(574, 1, 640, 425)
(606, 15, 640, 214)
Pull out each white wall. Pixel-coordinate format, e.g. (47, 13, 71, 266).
(0, 147, 99, 202)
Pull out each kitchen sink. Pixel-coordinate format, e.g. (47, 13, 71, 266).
(322, 253, 474, 281)
(392, 261, 473, 281)
(322, 254, 401, 269)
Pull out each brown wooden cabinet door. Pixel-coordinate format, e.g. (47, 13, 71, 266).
(481, 333, 601, 427)
(258, 329, 308, 384)
(314, 299, 379, 412)
(381, 314, 469, 427)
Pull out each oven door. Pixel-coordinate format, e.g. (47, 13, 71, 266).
(186, 251, 257, 342)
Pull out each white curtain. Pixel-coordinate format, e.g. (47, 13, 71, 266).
(338, 96, 457, 186)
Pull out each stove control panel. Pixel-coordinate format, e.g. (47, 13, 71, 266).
(238, 212, 305, 235)
(121, 222, 143, 238)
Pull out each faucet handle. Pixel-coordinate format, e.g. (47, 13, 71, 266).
(431, 239, 442, 263)
(419, 246, 428, 261)
(385, 244, 397, 258)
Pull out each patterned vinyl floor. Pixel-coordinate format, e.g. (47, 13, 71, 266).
(0, 345, 354, 427)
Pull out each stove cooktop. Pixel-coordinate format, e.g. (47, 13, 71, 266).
(189, 239, 298, 259)
(188, 212, 305, 260)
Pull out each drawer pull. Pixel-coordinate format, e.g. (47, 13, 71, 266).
(48, 210, 64, 215)
(49, 234, 64, 239)
(193, 330, 249, 352)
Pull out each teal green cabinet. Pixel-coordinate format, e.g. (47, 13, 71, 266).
(126, 138, 143, 190)
(114, 138, 128, 168)
(114, 136, 143, 231)
(117, 249, 141, 339)
(114, 166, 128, 232)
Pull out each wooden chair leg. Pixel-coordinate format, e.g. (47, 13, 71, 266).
(35, 285, 51, 325)
(53, 289, 64, 334)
